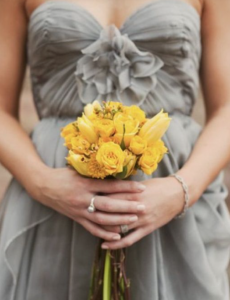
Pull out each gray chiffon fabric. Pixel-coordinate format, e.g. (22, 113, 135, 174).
(1, 0, 230, 299)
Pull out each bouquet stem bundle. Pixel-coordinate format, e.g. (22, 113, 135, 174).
(89, 238, 130, 300)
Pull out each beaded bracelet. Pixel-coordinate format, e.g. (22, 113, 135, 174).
(170, 173, 190, 219)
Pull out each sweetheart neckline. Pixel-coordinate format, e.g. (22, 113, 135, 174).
(28, 0, 201, 31)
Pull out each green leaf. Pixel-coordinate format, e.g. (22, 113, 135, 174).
(103, 250, 111, 300)
(120, 124, 126, 150)
(114, 165, 128, 180)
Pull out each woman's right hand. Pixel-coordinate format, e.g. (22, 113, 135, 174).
(28, 166, 146, 242)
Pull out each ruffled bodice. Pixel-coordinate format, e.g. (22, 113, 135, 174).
(27, 0, 201, 119)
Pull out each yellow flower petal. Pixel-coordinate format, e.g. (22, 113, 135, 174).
(94, 119, 116, 138)
(139, 109, 171, 145)
(78, 113, 98, 144)
(71, 135, 91, 155)
(66, 150, 90, 176)
(96, 142, 125, 175)
(123, 105, 146, 123)
(129, 135, 147, 155)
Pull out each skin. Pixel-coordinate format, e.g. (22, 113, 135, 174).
(0, 0, 230, 251)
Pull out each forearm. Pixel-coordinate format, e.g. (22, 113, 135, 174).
(176, 104, 230, 206)
(0, 109, 49, 195)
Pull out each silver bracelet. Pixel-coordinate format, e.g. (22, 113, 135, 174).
(170, 173, 189, 219)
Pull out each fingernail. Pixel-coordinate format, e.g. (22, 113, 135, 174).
(101, 244, 109, 249)
(137, 184, 146, 191)
(137, 204, 145, 211)
(129, 216, 138, 222)
(112, 235, 121, 240)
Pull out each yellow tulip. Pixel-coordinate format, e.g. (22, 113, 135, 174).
(71, 134, 91, 155)
(66, 150, 90, 176)
(60, 122, 78, 149)
(138, 109, 171, 145)
(78, 113, 98, 144)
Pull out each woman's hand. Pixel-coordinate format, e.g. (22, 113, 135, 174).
(100, 177, 185, 250)
(29, 166, 146, 242)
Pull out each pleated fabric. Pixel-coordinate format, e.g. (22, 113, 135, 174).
(0, 0, 230, 299)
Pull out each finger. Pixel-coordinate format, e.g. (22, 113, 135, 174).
(102, 221, 138, 233)
(78, 218, 121, 241)
(85, 211, 139, 226)
(101, 227, 148, 250)
(87, 178, 146, 194)
(102, 225, 120, 233)
(105, 192, 142, 201)
(93, 195, 146, 213)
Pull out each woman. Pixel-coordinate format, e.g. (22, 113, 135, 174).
(0, 0, 230, 299)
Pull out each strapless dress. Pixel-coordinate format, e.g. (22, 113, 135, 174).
(1, 0, 230, 299)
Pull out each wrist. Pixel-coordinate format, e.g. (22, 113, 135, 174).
(174, 167, 201, 207)
(167, 176, 186, 216)
(23, 162, 50, 200)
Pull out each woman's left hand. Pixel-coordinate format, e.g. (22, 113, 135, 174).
(101, 176, 185, 250)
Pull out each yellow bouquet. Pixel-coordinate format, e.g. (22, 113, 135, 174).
(60, 100, 171, 300)
(61, 100, 170, 180)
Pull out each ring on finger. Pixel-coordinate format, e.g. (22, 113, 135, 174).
(87, 195, 97, 213)
(120, 224, 129, 234)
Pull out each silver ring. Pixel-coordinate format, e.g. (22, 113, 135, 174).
(87, 195, 96, 213)
(120, 224, 129, 234)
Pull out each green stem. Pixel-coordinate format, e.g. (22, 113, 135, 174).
(103, 250, 112, 300)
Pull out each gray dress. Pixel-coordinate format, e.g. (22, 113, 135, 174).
(1, 0, 230, 299)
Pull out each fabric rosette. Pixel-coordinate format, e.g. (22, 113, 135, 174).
(74, 24, 164, 106)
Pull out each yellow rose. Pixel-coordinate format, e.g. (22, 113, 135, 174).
(148, 139, 168, 163)
(96, 142, 125, 175)
(71, 135, 91, 155)
(66, 150, 90, 176)
(94, 119, 116, 137)
(60, 122, 79, 149)
(123, 105, 146, 123)
(78, 113, 98, 144)
(138, 147, 161, 175)
(113, 112, 140, 147)
(123, 149, 137, 178)
(138, 109, 171, 145)
(129, 136, 147, 155)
